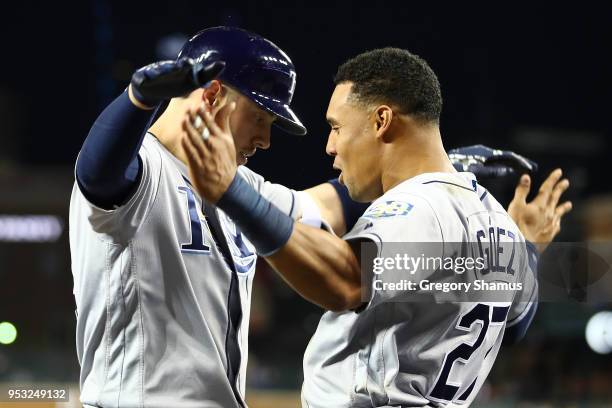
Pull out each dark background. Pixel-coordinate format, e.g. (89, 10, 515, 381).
(0, 1, 611, 406)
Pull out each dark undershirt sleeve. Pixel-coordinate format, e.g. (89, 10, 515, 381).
(75, 90, 155, 209)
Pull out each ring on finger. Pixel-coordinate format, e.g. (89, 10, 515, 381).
(193, 115, 203, 129)
(201, 126, 210, 140)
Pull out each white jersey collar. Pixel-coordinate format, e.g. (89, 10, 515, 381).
(385, 171, 478, 195)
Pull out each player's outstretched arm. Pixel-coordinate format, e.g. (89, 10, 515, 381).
(181, 100, 363, 311)
(508, 168, 572, 253)
(265, 222, 362, 311)
(76, 58, 224, 209)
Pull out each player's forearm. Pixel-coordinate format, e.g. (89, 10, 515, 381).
(215, 174, 362, 311)
(76, 89, 154, 208)
(266, 223, 362, 311)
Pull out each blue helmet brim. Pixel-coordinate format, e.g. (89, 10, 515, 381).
(248, 92, 307, 136)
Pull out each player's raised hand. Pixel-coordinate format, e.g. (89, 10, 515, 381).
(507, 168, 573, 254)
(181, 98, 237, 203)
(129, 58, 225, 108)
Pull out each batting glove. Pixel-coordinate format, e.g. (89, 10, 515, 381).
(448, 144, 538, 178)
(130, 58, 225, 107)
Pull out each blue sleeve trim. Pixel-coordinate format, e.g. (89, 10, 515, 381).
(288, 190, 296, 218)
(525, 240, 539, 274)
(75, 90, 154, 209)
(502, 300, 537, 345)
(502, 240, 539, 345)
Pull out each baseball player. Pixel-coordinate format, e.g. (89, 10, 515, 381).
(181, 47, 572, 407)
(70, 27, 316, 408)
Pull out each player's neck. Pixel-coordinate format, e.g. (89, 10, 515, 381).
(380, 129, 456, 193)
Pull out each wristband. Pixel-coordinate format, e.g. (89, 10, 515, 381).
(217, 174, 294, 256)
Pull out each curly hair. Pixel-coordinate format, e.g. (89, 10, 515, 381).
(334, 47, 442, 124)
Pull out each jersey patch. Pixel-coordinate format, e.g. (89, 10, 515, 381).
(362, 201, 414, 219)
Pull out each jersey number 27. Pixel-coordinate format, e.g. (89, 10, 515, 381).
(429, 303, 510, 404)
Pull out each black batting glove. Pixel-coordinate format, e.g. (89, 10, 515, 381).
(449, 144, 538, 178)
(130, 58, 225, 107)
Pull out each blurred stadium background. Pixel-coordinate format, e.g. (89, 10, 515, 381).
(0, 1, 611, 407)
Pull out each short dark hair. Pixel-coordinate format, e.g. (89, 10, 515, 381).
(334, 47, 442, 124)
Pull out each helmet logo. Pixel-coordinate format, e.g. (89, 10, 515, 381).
(262, 55, 289, 66)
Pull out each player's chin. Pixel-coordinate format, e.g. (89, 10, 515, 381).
(343, 179, 359, 200)
(347, 181, 374, 203)
(346, 186, 362, 202)
(236, 152, 248, 165)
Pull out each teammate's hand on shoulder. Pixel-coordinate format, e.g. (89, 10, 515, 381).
(129, 58, 225, 108)
(507, 168, 573, 253)
(181, 98, 238, 203)
(449, 144, 538, 178)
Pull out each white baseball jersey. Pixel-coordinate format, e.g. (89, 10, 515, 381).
(69, 133, 301, 408)
(302, 172, 536, 408)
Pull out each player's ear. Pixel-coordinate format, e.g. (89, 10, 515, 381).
(202, 80, 222, 106)
(374, 105, 393, 142)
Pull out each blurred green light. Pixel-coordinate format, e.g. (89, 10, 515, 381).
(0, 322, 17, 345)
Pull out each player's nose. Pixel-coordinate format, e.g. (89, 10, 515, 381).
(325, 132, 337, 157)
(254, 129, 271, 150)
